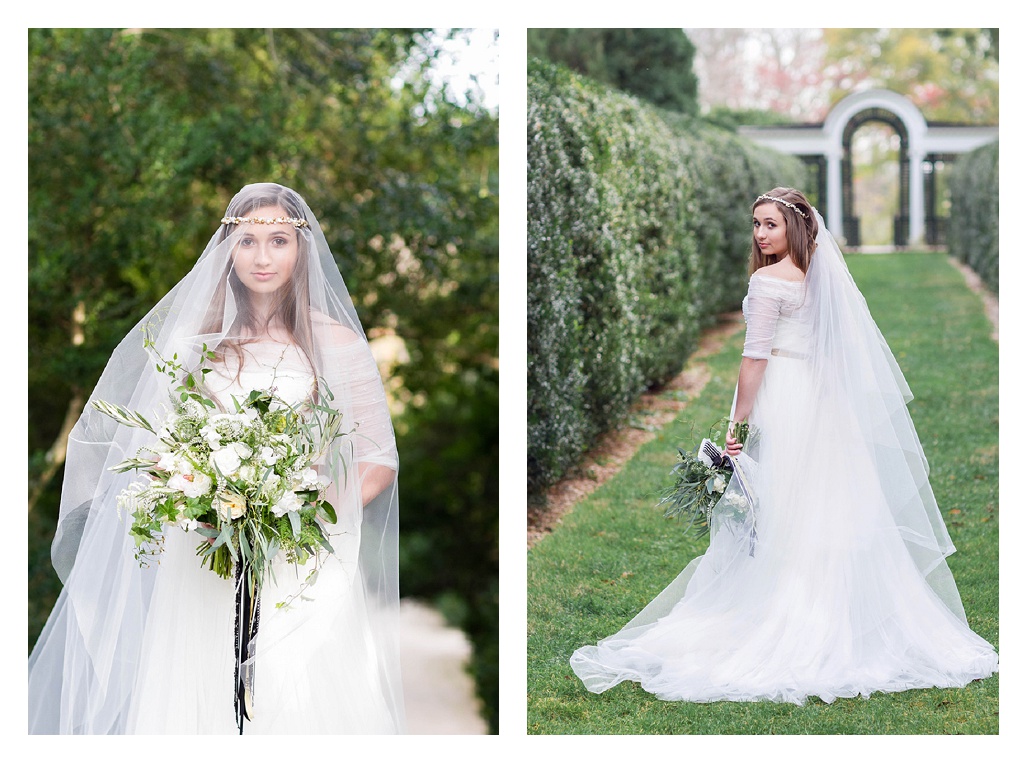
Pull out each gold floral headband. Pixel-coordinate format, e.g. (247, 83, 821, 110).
(754, 194, 808, 219)
(221, 216, 310, 229)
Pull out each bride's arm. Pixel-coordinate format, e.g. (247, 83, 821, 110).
(358, 462, 396, 505)
(314, 316, 399, 506)
(725, 279, 780, 456)
(725, 358, 767, 456)
(731, 357, 768, 424)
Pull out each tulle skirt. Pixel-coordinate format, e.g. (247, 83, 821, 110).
(124, 528, 397, 733)
(570, 354, 998, 705)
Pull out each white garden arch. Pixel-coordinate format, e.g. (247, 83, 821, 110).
(739, 89, 997, 246)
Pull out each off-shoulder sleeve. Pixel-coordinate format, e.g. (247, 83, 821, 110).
(742, 276, 783, 360)
(328, 340, 398, 470)
(314, 319, 398, 472)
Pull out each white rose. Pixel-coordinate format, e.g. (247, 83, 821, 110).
(214, 490, 247, 521)
(232, 441, 253, 460)
(726, 492, 748, 509)
(712, 475, 727, 493)
(211, 447, 241, 477)
(271, 490, 303, 517)
(168, 471, 213, 498)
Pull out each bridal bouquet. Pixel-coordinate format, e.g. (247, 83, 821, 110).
(93, 341, 349, 596)
(94, 339, 351, 731)
(659, 419, 757, 536)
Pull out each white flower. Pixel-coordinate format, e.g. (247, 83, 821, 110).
(238, 463, 257, 484)
(201, 413, 252, 450)
(208, 441, 248, 476)
(712, 475, 727, 493)
(116, 482, 152, 519)
(156, 451, 183, 473)
(259, 446, 279, 465)
(724, 492, 748, 509)
(200, 424, 222, 449)
(181, 398, 206, 418)
(271, 490, 303, 517)
(295, 467, 321, 490)
(211, 446, 241, 476)
(168, 471, 213, 498)
(179, 515, 199, 532)
(213, 490, 247, 521)
(259, 473, 282, 497)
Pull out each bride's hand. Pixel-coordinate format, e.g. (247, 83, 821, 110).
(198, 521, 217, 545)
(724, 421, 743, 458)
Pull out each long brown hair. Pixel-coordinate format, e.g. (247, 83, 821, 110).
(749, 187, 818, 275)
(200, 184, 317, 384)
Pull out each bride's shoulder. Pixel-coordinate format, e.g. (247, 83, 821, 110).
(752, 261, 804, 284)
(310, 310, 362, 346)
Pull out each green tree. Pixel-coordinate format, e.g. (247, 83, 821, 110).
(822, 28, 998, 124)
(528, 28, 699, 114)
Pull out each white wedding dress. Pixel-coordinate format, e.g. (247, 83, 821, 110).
(570, 273, 998, 704)
(124, 340, 397, 733)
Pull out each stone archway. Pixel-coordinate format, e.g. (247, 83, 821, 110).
(739, 89, 997, 247)
(841, 107, 910, 246)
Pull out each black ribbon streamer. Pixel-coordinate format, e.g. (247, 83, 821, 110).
(233, 561, 261, 735)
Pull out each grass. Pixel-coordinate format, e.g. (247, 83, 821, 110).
(527, 252, 999, 735)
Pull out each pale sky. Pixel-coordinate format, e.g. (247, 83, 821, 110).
(394, 28, 500, 115)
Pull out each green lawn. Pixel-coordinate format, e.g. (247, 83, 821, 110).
(527, 252, 999, 734)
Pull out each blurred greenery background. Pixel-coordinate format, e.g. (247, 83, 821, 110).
(27, 28, 498, 732)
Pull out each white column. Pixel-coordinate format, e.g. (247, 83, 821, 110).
(908, 146, 926, 245)
(826, 149, 843, 241)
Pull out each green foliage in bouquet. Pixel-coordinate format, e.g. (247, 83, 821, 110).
(659, 418, 756, 536)
(93, 332, 351, 601)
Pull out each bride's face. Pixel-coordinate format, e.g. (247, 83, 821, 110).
(753, 203, 788, 258)
(231, 205, 300, 296)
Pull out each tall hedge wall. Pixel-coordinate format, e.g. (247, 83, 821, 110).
(949, 140, 998, 294)
(527, 58, 806, 497)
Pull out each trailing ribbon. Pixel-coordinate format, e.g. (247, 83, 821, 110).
(233, 561, 261, 735)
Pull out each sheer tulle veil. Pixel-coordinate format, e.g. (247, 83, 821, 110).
(28, 183, 403, 733)
(801, 208, 964, 620)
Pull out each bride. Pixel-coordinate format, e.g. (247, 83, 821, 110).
(570, 187, 998, 705)
(28, 183, 404, 733)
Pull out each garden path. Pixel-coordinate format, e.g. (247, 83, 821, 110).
(400, 599, 488, 734)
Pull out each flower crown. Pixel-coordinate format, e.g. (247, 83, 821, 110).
(754, 194, 808, 219)
(221, 216, 310, 229)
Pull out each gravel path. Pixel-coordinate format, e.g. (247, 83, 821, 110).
(400, 599, 488, 734)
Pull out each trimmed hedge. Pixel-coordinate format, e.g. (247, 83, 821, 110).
(949, 140, 998, 293)
(527, 59, 806, 496)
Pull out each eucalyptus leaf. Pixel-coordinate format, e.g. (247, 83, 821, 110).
(318, 501, 338, 524)
(239, 527, 251, 562)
